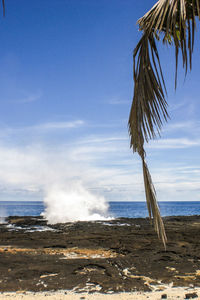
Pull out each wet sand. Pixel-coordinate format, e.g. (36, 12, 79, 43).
(0, 215, 200, 296)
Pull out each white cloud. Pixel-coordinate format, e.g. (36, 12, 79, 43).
(33, 120, 85, 130)
(165, 121, 195, 131)
(0, 120, 86, 138)
(168, 100, 187, 112)
(12, 91, 42, 103)
(0, 132, 142, 202)
(147, 138, 200, 149)
(138, 163, 200, 201)
(163, 121, 200, 134)
(0, 120, 199, 203)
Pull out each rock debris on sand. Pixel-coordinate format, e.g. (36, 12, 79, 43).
(0, 288, 200, 299)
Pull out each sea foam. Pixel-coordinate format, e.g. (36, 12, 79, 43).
(42, 183, 111, 224)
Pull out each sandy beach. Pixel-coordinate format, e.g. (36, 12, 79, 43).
(1, 288, 200, 300)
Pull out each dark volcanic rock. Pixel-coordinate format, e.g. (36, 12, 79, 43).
(0, 215, 200, 292)
(185, 292, 198, 299)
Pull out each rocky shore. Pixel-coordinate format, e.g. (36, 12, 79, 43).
(0, 215, 200, 295)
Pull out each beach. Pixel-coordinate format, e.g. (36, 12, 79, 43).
(0, 216, 200, 298)
(1, 288, 200, 299)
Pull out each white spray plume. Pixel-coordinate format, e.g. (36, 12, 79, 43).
(42, 183, 111, 224)
(0, 207, 7, 224)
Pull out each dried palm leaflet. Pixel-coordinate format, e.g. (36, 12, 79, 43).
(129, 0, 200, 247)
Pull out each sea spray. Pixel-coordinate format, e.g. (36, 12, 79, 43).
(42, 183, 111, 224)
(0, 206, 7, 224)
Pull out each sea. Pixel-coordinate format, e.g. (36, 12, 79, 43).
(0, 201, 200, 219)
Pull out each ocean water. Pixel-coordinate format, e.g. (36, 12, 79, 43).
(0, 201, 200, 219)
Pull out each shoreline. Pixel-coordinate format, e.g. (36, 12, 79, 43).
(1, 287, 200, 300)
(0, 215, 200, 294)
(1, 200, 200, 222)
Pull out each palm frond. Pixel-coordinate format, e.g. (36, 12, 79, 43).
(138, 0, 200, 86)
(2, 0, 5, 16)
(128, 33, 168, 246)
(143, 160, 167, 248)
(130, 0, 200, 246)
(128, 33, 168, 152)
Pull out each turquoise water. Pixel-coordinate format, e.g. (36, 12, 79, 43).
(0, 201, 200, 218)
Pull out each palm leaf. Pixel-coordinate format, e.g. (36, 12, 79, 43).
(129, 33, 168, 151)
(143, 160, 167, 247)
(128, 32, 168, 247)
(130, 0, 200, 246)
(2, 0, 5, 16)
(138, 0, 200, 86)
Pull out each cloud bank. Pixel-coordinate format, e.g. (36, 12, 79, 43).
(0, 118, 199, 222)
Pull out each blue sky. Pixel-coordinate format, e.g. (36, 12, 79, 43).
(0, 0, 199, 203)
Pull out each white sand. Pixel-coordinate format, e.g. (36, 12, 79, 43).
(0, 287, 200, 300)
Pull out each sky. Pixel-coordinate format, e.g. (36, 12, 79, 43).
(0, 0, 199, 203)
